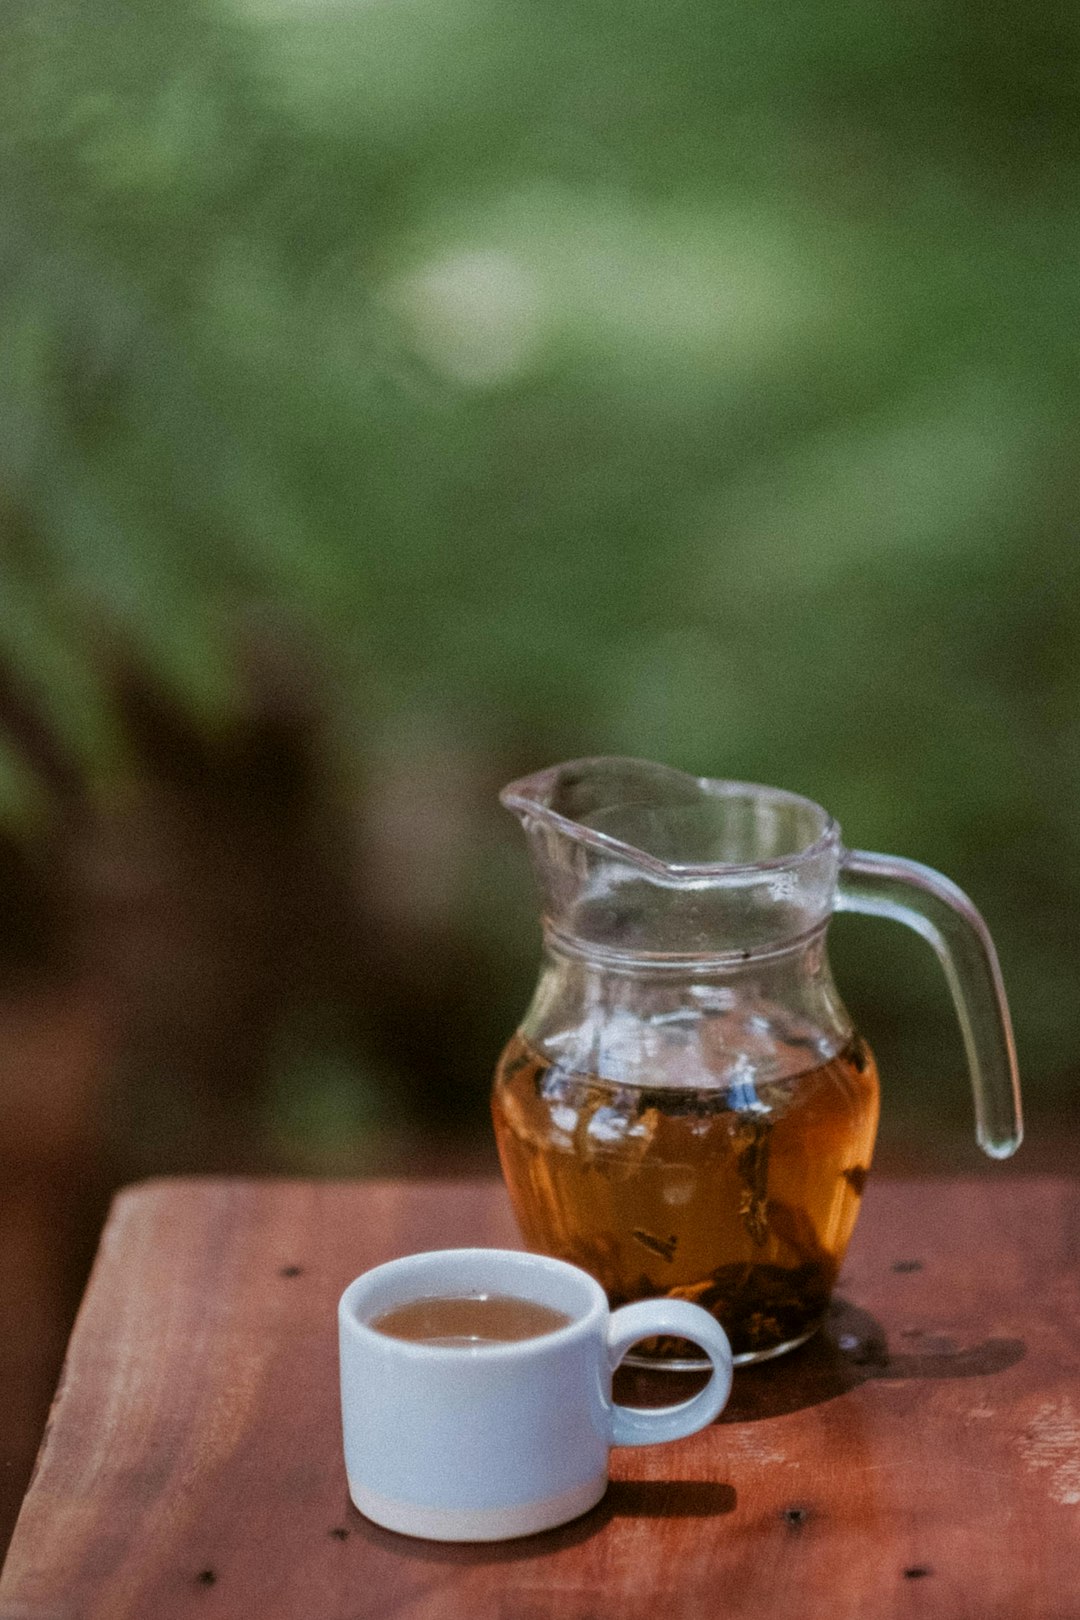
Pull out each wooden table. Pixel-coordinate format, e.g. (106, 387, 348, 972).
(1, 1176, 1077, 1618)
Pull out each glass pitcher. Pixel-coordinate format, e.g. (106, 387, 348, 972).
(491, 757, 1021, 1366)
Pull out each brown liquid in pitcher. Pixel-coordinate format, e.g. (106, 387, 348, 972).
(492, 1033, 879, 1360)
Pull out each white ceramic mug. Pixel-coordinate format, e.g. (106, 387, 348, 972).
(339, 1247, 733, 1542)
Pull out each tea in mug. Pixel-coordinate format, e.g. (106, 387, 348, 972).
(371, 1293, 573, 1347)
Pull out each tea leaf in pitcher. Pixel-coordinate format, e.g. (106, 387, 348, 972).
(848, 1039, 872, 1076)
(732, 1115, 773, 1246)
(635, 1086, 731, 1120)
(498, 1048, 534, 1084)
(765, 1197, 834, 1273)
(671, 1261, 834, 1357)
(632, 1228, 679, 1262)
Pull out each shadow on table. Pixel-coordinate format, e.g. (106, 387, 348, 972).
(346, 1478, 737, 1564)
(613, 1297, 1026, 1422)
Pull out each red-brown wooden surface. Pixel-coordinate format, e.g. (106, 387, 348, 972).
(1, 1176, 1078, 1618)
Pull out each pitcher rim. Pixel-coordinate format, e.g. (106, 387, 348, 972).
(500, 756, 840, 880)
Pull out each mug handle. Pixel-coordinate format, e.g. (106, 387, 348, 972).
(606, 1300, 733, 1446)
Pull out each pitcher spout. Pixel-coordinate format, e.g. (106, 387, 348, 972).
(500, 757, 842, 962)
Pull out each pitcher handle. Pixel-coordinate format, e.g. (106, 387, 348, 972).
(836, 850, 1022, 1159)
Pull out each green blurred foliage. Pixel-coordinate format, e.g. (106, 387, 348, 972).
(1, 0, 1079, 1123)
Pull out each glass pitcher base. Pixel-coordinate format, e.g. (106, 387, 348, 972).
(622, 1319, 821, 1372)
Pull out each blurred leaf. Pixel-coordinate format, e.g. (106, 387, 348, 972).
(1, 0, 1079, 1102)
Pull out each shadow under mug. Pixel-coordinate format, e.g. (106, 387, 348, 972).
(339, 1247, 734, 1541)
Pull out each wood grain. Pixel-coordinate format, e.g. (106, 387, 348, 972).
(1, 1175, 1078, 1619)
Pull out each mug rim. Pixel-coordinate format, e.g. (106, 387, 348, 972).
(339, 1247, 609, 1361)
